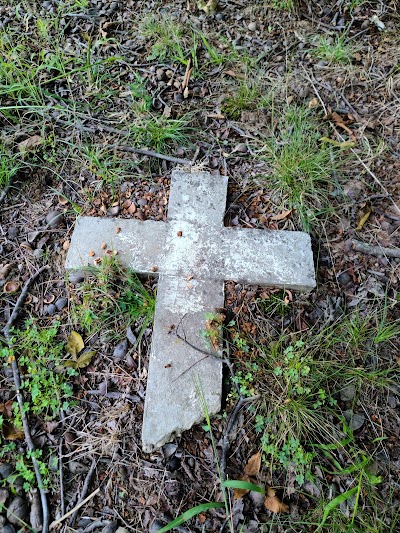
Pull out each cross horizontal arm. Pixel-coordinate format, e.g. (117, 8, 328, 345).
(65, 217, 168, 274)
(220, 228, 316, 291)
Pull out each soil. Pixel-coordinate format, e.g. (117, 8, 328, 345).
(0, 1, 399, 532)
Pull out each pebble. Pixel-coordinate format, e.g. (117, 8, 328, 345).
(113, 339, 129, 360)
(7, 496, 28, 526)
(0, 462, 13, 479)
(3, 525, 16, 533)
(0, 487, 9, 504)
(337, 272, 351, 286)
(46, 210, 64, 228)
(156, 68, 166, 81)
(107, 206, 120, 216)
(126, 326, 137, 345)
(8, 226, 18, 238)
(215, 13, 223, 21)
(340, 384, 356, 402)
(343, 410, 365, 431)
(149, 520, 165, 533)
(137, 198, 147, 206)
(44, 304, 56, 316)
(55, 297, 68, 311)
(173, 92, 183, 103)
(248, 21, 257, 31)
(68, 271, 85, 284)
(115, 528, 129, 533)
(33, 249, 44, 259)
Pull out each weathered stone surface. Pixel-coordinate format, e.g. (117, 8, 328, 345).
(66, 170, 316, 452)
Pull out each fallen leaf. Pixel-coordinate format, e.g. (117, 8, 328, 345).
(2, 419, 24, 440)
(356, 202, 372, 231)
(197, 0, 217, 15)
(66, 331, 85, 359)
(0, 263, 13, 280)
(244, 451, 262, 477)
(264, 487, 289, 513)
(330, 112, 356, 141)
(308, 97, 319, 108)
(271, 209, 292, 221)
(62, 350, 96, 369)
(320, 136, 356, 149)
(3, 280, 20, 294)
(18, 135, 44, 153)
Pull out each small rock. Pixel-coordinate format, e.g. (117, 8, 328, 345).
(68, 271, 85, 284)
(137, 198, 147, 206)
(33, 249, 44, 259)
(44, 304, 56, 316)
(0, 487, 9, 504)
(337, 272, 351, 286)
(388, 396, 397, 408)
(7, 496, 28, 526)
(115, 528, 129, 533)
(249, 489, 264, 508)
(126, 326, 137, 345)
(8, 226, 18, 238)
(343, 410, 365, 431)
(167, 456, 180, 471)
(173, 92, 183, 103)
(156, 68, 166, 81)
(113, 339, 129, 360)
(55, 297, 68, 311)
(235, 143, 248, 154)
(149, 521, 165, 533)
(340, 384, 356, 402)
(248, 21, 257, 31)
(162, 443, 177, 459)
(0, 462, 13, 479)
(46, 210, 64, 228)
(101, 521, 119, 533)
(3, 525, 16, 533)
(30, 489, 43, 531)
(107, 206, 120, 216)
(68, 461, 88, 474)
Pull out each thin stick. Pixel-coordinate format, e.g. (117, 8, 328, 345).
(220, 396, 260, 482)
(0, 183, 11, 205)
(68, 457, 97, 526)
(3, 265, 50, 533)
(49, 488, 100, 530)
(106, 144, 192, 166)
(352, 239, 400, 258)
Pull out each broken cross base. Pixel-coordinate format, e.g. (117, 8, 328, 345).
(66, 171, 316, 452)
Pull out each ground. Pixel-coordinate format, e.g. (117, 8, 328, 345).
(0, 1, 400, 532)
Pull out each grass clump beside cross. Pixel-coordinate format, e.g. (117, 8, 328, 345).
(258, 104, 340, 231)
(228, 300, 400, 530)
(70, 255, 155, 345)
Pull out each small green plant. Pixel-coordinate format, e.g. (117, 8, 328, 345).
(222, 77, 266, 120)
(1, 320, 76, 423)
(0, 143, 20, 190)
(315, 35, 355, 64)
(270, 0, 295, 11)
(130, 114, 193, 152)
(259, 105, 336, 230)
(140, 14, 187, 63)
(70, 255, 155, 343)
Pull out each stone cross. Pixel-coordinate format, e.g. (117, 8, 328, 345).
(66, 171, 316, 452)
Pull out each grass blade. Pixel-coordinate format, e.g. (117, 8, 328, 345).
(156, 502, 224, 532)
(222, 479, 265, 494)
(316, 487, 358, 531)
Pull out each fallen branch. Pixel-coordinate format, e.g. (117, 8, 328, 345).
(352, 239, 400, 258)
(49, 487, 100, 530)
(106, 144, 192, 166)
(68, 457, 97, 526)
(3, 265, 50, 533)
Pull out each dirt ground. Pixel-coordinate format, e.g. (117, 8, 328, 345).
(0, 1, 400, 532)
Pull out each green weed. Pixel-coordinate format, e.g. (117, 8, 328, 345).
(140, 15, 188, 63)
(270, 0, 295, 11)
(0, 143, 20, 190)
(1, 320, 76, 423)
(70, 255, 155, 344)
(259, 105, 336, 230)
(222, 77, 266, 120)
(315, 35, 355, 64)
(130, 114, 193, 152)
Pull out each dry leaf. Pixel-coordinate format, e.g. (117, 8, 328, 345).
(356, 202, 372, 231)
(320, 136, 356, 149)
(244, 452, 262, 477)
(330, 112, 356, 141)
(271, 210, 292, 222)
(197, 0, 217, 14)
(66, 331, 85, 359)
(308, 97, 319, 108)
(62, 350, 96, 369)
(18, 135, 44, 153)
(0, 263, 13, 280)
(2, 419, 25, 440)
(264, 487, 289, 513)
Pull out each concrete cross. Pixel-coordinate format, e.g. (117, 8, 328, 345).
(66, 171, 316, 452)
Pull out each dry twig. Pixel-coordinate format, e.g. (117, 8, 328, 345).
(68, 457, 97, 526)
(2, 265, 50, 533)
(49, 488, 100, 530)
(352, 239, 400, 258)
